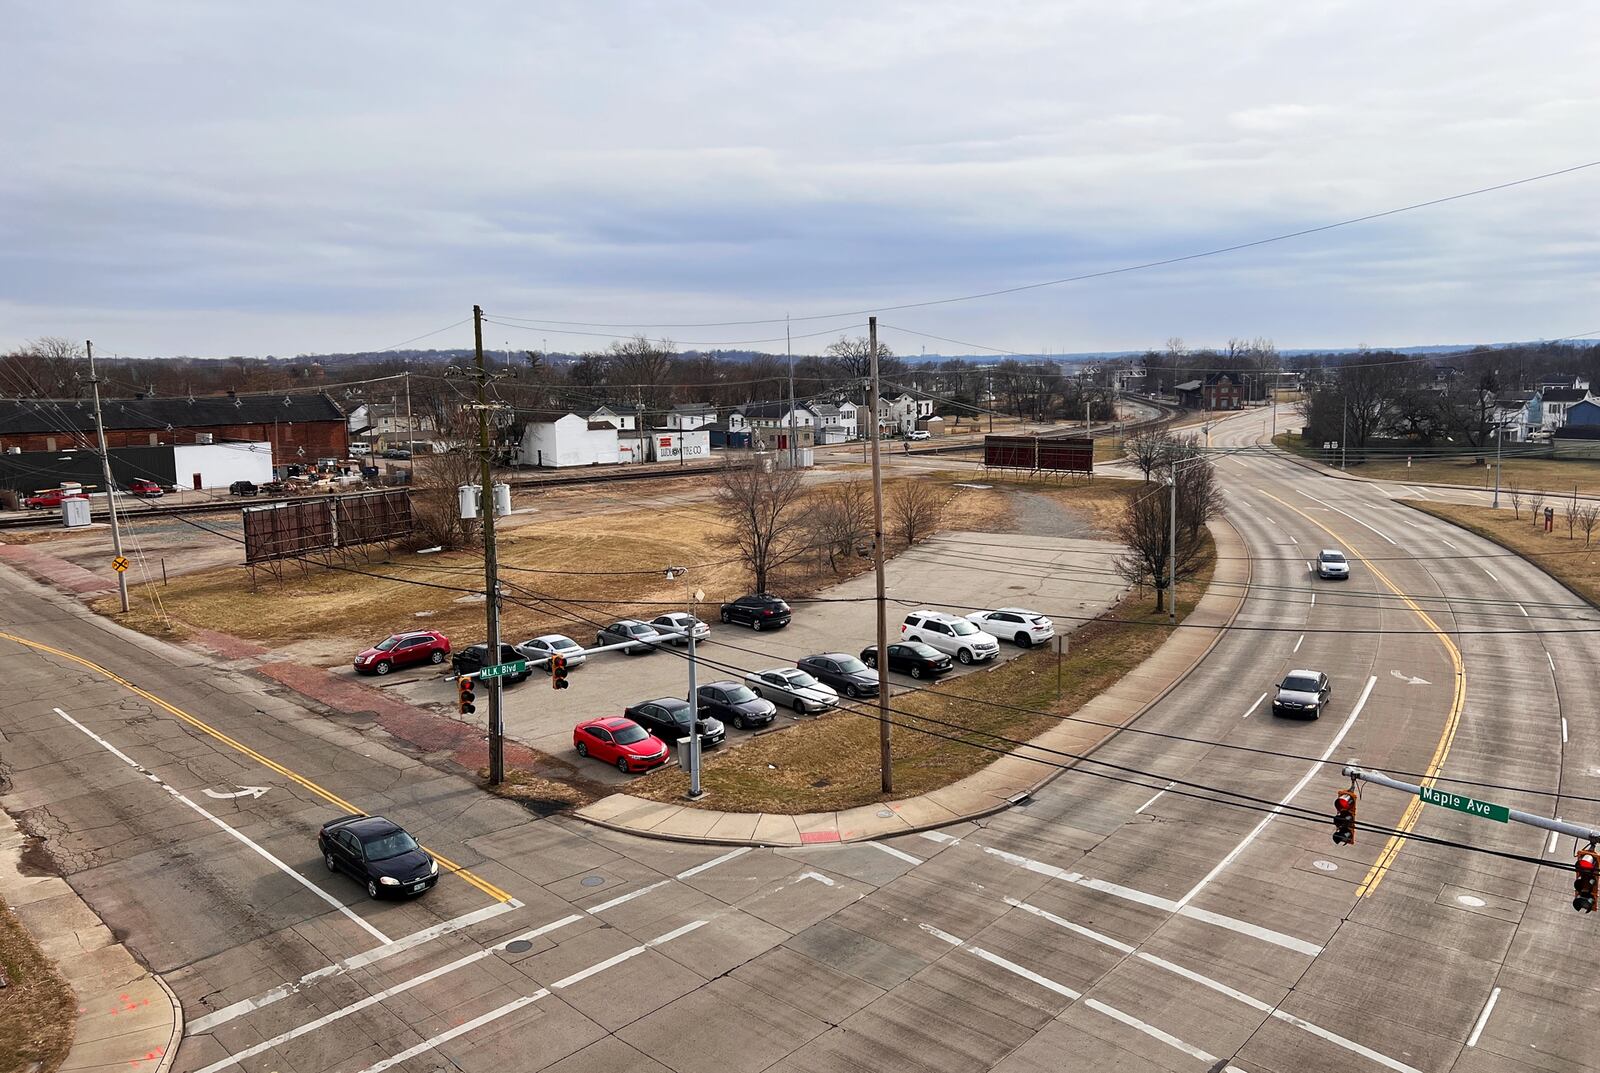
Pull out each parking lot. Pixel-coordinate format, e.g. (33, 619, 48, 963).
(367, 530, 1127, 783)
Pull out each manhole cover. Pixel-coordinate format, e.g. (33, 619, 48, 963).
(580, 875, 605, 887)
(505, 940, 533, 953)
(1312, 860, 1338, 872)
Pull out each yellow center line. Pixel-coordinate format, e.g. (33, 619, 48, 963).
(0, 629, 514, 904)
(1254, 491, 1465, 897)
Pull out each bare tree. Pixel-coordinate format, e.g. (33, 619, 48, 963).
(1126, 431, 1169, 481)
(1507, 482, 1522, 519)
(825, 336, 900, 384)
(1566, 487, 1581, 539)
(608, 335, 677, 414)
(410, 412, 482, 549)
(807, 479, 873, 572)
(1580, 503, 1600, 547)
(1528, 489, 1546, 528)
(713, 459, 808, 593)
(890, 479, 945, 546)
(1113, 481, 1211, 613)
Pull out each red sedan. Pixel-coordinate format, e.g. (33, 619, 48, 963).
(353, 630, 451, 676)
(574, 717, 671, 774)
(24, 489, 88, 510)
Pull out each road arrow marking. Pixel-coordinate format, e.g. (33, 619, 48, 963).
(202, 785, 270, 800)
(1389, 670, 1431, 686)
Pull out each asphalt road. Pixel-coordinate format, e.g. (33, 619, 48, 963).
(3, 404, 1599, 1071)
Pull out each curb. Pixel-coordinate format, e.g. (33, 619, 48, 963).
(573, 512, 1252, 846)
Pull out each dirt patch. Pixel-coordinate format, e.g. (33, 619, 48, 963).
(1403, 499, 1600, 607)
(479, 768, 601, 816)
(0, 893, 77, 1073)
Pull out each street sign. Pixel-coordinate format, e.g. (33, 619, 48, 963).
(1419, 785, 1509, 823)
(477, 660, 527, 681)
(112, 555, 129, 573)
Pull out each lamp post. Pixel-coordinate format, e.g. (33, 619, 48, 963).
(1492, 421, 1504, 509)
(666, 567, 705, 798)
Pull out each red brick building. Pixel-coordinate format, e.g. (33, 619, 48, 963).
(1202, 372, 1244, 411)
(0, 392, 348, 466)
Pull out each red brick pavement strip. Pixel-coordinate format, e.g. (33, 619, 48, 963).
(0, 544, 117, 594)
(190, 628, 270, 661)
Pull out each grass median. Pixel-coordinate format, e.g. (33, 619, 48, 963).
(0, 893, 76, 1073)
(1274, 431, 1600, 495)
(1402, 499, 1600, 607)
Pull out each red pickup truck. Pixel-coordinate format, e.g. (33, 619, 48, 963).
(23, 489, 89, 510)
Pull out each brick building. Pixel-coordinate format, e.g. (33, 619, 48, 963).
(0, 392, 348, 466)
(1202, 372, 1244, 411)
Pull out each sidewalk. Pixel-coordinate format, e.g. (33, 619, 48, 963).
(573, 516, 1251, 846)
(0, 813, 182, 1073)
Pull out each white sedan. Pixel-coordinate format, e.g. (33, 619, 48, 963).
(744, 667, 839, 714)
(966, 608, 1055, 648)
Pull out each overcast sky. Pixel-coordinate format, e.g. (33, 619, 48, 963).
(3, 2, 1597, 359)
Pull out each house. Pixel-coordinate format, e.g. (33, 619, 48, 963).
(876, 393, 933, 436)
(585, 405, 636, 432)
(1540, 387, 1595, 430)
(0, 392, 347, 467)
(729, 401, 816, 439)
(703, 422, 752, 449)
(808, 402, 860, 443)
(665, 403, 717, 431)
(515, 414, 620, 468)
(1202, 372, 1244, 411)
(1564, 399, 1600, 427)
(1174, 379, 1204, 408)
(1540, 374, 1591, 392)
(1490, 392, 1539, 442)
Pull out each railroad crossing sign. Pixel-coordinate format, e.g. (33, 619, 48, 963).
(1419, 785, 1510, 823)
(477, 660, 527, 681)
(111, 555, 129, 573)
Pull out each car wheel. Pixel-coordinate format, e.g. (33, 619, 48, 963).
(1015, 633, 1031, 648)
(752, 619, 763, 632)
(576, 741, 588, 757)
(366, 879, 380, 900)
(735, 714, 748, 730)
(324, 851, 337, 872)
(616, 756, 631, 774)
(845, 684, 859, 698)
(957, 649, 973, 665)
(792, 698, 806, 714)
(910, 665, 923, 679)
(429, 650, 445, 664)
(374, 661, 392, 676)
(720, 610, 731, 623)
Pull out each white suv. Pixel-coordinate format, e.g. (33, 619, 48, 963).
(901, 610, 1000, 664)
(966, 608, 1054, 648)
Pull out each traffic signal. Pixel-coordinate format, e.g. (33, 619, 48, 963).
(550, 653, 569, 690)
(457, 675, 476, 716)
(1575, 848, 1598, 913)
(1332, 789, 1358, 846)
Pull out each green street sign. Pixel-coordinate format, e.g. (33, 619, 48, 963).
(1419, 785, 1509, 823)
(478, 660, 527, 681)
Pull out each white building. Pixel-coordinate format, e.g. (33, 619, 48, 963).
(585, 405, 637, 432)
(809, 402, 860, 442)
(666, 403, 717, 430)
(516, 414, 621, 468)
(645, 428, 712, 463)
(1541, 388, 1595, 430)
(876, 393, 933, 436)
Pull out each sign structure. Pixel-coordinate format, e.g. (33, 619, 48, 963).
(477, 660, 528, 681)
(1419, 785, 1510, 823)
(983, 435, 1093, 476)
(111, 555, 129, 573)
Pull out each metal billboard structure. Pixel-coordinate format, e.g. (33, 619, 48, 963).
(243, 488, 413, 583)
(982, 434, 1094, 481)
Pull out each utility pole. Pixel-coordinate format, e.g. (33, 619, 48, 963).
(404, 370, 415, 475)
(1167, 470, 1178, 626)
(1341, 400, 1348, 470)
(867, 317, 892, 794)
(474, 306, 505, 787)
(86, 340, 130, 613)
(1492, 422, 1503, 508)
(786, 314, 797, 468)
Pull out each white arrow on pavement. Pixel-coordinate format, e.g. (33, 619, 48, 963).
(202, 785, 270, 800)
(1389, 670, 1431, 686)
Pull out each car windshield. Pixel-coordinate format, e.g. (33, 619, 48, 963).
(361, 830, 420, 861)
(907, 643, 941, 659)
(788, 672, 817, 687)
(834, 657, 868, 674)
(1282, 675, 1321, 693)
(375, 637, 400, 652)
(662, 704, 691, 723)
(723, 686, 758, 703)
(949, 620, 981, 636)
(613, 724, 649, 745)
(1321, 552, 1345, 563)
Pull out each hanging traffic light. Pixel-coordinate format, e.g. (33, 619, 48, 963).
(1574, 848, 1598, 913)
(550, 653, 570, 690)
(1332, 788, 1358, 846)
(457, 674, 476, 716)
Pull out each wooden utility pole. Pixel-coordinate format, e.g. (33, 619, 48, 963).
(474, 306, 505, 786)
(867, 316, 892, 793)
(87, 341, 130, 613)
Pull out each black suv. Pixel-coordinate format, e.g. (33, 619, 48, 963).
(719, 593, 791, 631)
(229, 480, 259, 496)
(694, 681, 777, 731)
(451, 643, 532, 684)
(623, 698, 726, 747)
(796, 653, 880, 698)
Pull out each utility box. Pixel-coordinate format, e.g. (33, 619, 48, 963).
(62, 498, 91, 528)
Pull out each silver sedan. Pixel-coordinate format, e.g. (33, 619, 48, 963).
(650, 612, 710, 645)
(514, 633, 587, 668)
(595, 620, 663, 654)
(744, 667, 839, 714)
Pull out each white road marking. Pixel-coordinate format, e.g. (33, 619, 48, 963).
(1287, 534, 1298, 544)
(201, 785, 269, 800)
(1310, 592, 1316, 607)
(52, 707, 393, 946)
(1293, 634, 1304, 653)
(871, 842, 925, 865)
(797, 870, 836, 886)
(1296, 489, 1399, 545)
(1482, 566, 1499, 581)
(1516, 602, 1529, 617)
(353, 919, 706, 1073)
(1467, 986, 1501, 1047)
(587, 880, 670, 913)
(675, 845, 751, 879)
(1442, 537, 1458, 549)
(1549, 652, 1557, 672)
(187, 898, 522, 1034)
(972, 946, 1081, 998)
(1084, 999, 1225, 1064)
(1176, 675, 1378, 911)
(1408, 486, 1431, 499)
(1135, 782, 1176, 814)
(1549, 825, 1562, 854)
(1562, 718, 1569, 744)
(920, 923, 963, 946)
(1243, 692, 1268, 719)
(919, 830, 960, 845)
(190, 914, 582, 1072)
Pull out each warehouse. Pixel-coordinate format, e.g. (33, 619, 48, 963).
(0, 441, 274, 495)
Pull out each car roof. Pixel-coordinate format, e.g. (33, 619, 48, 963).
(531, 633, 576, 644)
(906, 608, 959, 621)
(994, 607, 1040, 614)
(1285, 668, 1322, 679)
(703, 680, 741, 689)
(1319, 549, 1344, 556)
(341, 815, 402, 838)
(584, 716, 637, 730)
(808, 652, 854, 661)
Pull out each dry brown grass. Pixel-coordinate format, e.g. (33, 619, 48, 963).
(0, 893, 76, 1073)
(1275, 432, 1600, 495)
(1404, 499, 1600, 607)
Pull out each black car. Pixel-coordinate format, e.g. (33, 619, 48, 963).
(318, 815, 438, 899)
(694, 681, 777, 731)
(719, 593, 791, 631)
(623, 697, 726, 747)
(451, 643, 532, 684)
(229, 480, 259, 496)
(382, 448, 412, 460)
(862, 642, 953, 680)
(797, 653, 880, 698)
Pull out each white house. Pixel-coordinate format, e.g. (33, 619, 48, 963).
(876, 393, 933, 435)
(728, 402, 815, 449)
(585, 405, 637, 432)
(1541, 388, 1595, 430)
(666, 403, 717, 431)
(516, 414, 621, 468)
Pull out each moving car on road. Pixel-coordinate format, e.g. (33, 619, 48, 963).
(451, 643, 532, 684)
(796, 653, 879, 698)
(694, 681, 777, 730)
(901, 609, 1000, 664)
(353, 630, 450, 676)
(906, 429, 931, 441)
(1272, 669, 1331, 719)
(745, 667, 839, 713)
(128, 478, 165, 498)
(650, 611, 710, 645)
(595, 619, 663, 654)
(966, 608, 1054, 647)
(515, 633, 587, 669)
(623, 697, 726, 747)
(719, 593, 791, 631)
(1316, 549, 1350, 580)
(862, 642, 953, 680)
(318, 815, 438, 900)
(573, 717, 670, 773)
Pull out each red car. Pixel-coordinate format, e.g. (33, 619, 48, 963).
(23, 489, 88, 510)
(353, 630, 451, 676)
(129, 479, 165, 497)
(574, 717, 671, 774)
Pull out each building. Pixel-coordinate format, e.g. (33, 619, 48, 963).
(1174, 379, 1204, 408)
(665, 403, 717, 431)
(808, 402, 860, 442)
(876, 393, 933, 436)
(1490, 392, 1539, 442)
(515, 414, 621, 468)
(729, 402, 816, 437)
(0, 441, 274, 496)
(346, 402, 437, 449)
(704, 423, 753, 449)
(1202, 373, 1244, 411)
(585, 405, 637, 432)
(1540, 374, 1591, 392)
(1540, 387, 1595, 430)
(644, 428, 712, 463)
(1564, 399, 1600, 427)
(0, 392, 348, 467)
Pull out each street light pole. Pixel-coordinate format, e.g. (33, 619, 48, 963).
(1493, 422, 1503, 509)
(1341, 400, 1348, 470)
(1167, 471, 1178, 626)
(866, 317, 892, 794)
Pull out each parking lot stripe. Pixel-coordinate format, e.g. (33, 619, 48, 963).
(1, 630, 513, 904)
(186, 898, 522, 1035)
(51, 706, 392, 946)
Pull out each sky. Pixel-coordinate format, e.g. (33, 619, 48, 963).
(3, 1, 1598, 360)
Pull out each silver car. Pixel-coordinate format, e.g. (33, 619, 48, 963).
(744, 667, 839, 714)
(650, 612, 710, 645)
(515, 633, 586, 669)
(1316, 549, 1350, 580)
(595, 619, 663, 654)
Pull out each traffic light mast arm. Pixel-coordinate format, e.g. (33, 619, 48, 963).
(1342, 765, 1600, 843)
